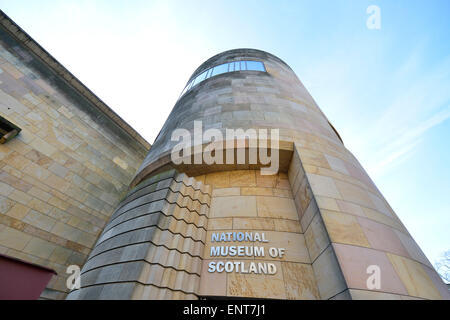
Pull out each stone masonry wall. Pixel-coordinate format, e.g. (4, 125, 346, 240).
(128, 48, 449, 300)
(197, 169, 320, 299)
(0, 26, 148, 299)
(67, 169, 210, 299)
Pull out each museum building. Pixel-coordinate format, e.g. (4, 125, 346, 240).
(0, 10, 448, 300)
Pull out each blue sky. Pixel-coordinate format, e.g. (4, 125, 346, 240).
(1, 0, 449, 270)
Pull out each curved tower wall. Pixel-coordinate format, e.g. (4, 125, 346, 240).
(68, 49, 449, 300)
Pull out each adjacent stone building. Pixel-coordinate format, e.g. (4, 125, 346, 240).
(0, 10, 448, 300)
(0, 11, 150, 299)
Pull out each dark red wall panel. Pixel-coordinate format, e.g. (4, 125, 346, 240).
(0, 254, 56, 300)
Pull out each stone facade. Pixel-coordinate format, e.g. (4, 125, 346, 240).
(198, 169, 319, 299)
(0, 12, 149, 299)
(67, 48, 449, 300)
(0, 10, 446, 301)
(67, 170, 208, 299)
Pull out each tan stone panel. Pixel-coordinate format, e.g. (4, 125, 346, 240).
(275, 172, 290, 190)
(0, 182, 14, 197)
(27, 186, 52, 202)
(349, 289, 403, 300)
(165, 250, 181, 269)
(199, 259, 227, 296)
(22, 162, 52, 181)
(27, 136, 57, 157)
(1, 62, 24, 79)
(47, 196, 70, 211)
(233, 217, 275, 231)
(0, 226, 32, 251)
(344, 162, 377, 191)
(314, 196, 339, 211)
(256, 196, 298, 220)
(256, 230, 310, 263)
(336, 199, 365, 217)
(387, 253, 442, 300)
(23, 210, 57, 232)
(357, 217, 410, 257)
(210, 196, 257, 218)
(205, 171, 230, 188)
(227, 261, 286, 299)
(194, 175, 206, 184)
(8, 189, 33, 206)
(4, 153, 32, 172)
(48, 245, 72, 264)
(146, 246, 170, 266)
(307, 173, 341, 199)
(423, 265, 450, 300)
(272, 188, 292, 198)
(160, 268, 177, 289)
(334, 180, 373, 208)
(368, 192, 394, 218)
(362, 207, 406, 233)
(273, 219, 302, 233)
(51, 222, 80, 243)
(212, 187, 240, 197)
(281, 262, 320, 299)
(291, 167, 303, 197)
(300, 198, 318, 231)
(23, 237, 57, 260)
(393, 230, 433, 267)
(144, 264, 166, 288)
(324, 154, 349, 175)
(288, 150, 301, 183)
(321, 210, 370, 247)
(241, 187, 273, 196)
(312, 245, 347, 300)
(5, 203, 30, 220)
(0, 172, 32, 193)
(76, 232, 97, 248)
(229, 170, 256, 187)
(298, 148, 330, 169)
(255, 171, 277, 188)
(208, 218, 233, 230)
(305, 214, 330, 262)
(333, 243, 408, 295)
(297, 177, 313, 213)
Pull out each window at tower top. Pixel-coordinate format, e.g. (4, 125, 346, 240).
(179, 60, 266, 98)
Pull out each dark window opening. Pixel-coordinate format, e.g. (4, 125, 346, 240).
(0, 116, 21, 144)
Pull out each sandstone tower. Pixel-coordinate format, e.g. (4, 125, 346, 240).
(67, 49, 449, 300)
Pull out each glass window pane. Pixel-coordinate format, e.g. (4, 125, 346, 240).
(246, 60, 265, 71)
(191, 70, 208, 87)
(211, 63, 229, 76)
(190, 76, 199, 88)
(200, 70, 208, 80)
(206, 68, 212, 79)
(180, 60, 267, 98)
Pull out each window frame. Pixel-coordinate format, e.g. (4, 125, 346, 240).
(0, 116, 21, 144)
(179, 60, 267, 99)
